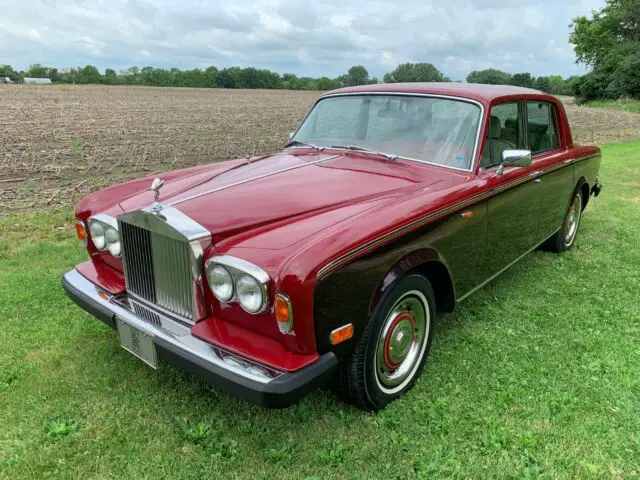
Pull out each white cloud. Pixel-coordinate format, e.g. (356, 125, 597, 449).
(0, 0, 605, 78)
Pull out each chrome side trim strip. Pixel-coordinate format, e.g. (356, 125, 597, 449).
(63, 269, 283, 384)
(455, 232, 557, 302)
(168, 155, 340, 207)
(316, 152, 600, 279)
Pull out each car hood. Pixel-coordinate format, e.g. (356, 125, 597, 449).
(118, 150, 443, 243)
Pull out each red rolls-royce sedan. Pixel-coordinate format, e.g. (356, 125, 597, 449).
(63, 83, 602, 410)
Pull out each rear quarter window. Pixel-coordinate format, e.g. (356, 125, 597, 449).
(527, 101, 560, 154)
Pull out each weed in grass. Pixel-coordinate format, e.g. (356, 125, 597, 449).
(68, 138, 86, 155)
(175, 416, 213, 444)
(268, 441, 295, 463)
(0, 372, 17, 389)
(315, 440, 350, 467)
(44, 418, 80, 439)
(209, 438, 239, 460)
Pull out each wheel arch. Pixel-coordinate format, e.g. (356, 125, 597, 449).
(575, 176, 589, 211)
(369, 248, 455, 317)
(313, 247, 455, 358)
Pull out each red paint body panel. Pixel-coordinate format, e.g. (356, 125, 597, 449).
(191, 318, 319, 372)
(76, 260, 125, 295)
(72, 84, 602, 371)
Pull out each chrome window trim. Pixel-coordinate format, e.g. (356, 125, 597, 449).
(205, 255, 270, 314)
(292, 92, 485, 173)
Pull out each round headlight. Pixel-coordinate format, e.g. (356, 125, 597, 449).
(105, 227, 121, 257)
(236, 275, 265, 314)
(89, 221, 106, 250)
(207, 265, 234, 302)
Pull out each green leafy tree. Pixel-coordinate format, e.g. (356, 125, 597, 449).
(345, 65, 369, 86)
(78, 65, 102, 84)
(203, 66, 218, 88)
(466, 69, 512, 85)
(534, 76, 551, 93)
(317, 77, 341, 90)
(570, 0, 640, 99)
(26, 64, 49, 78)
(103, 69, 118, 85)
(511, 72, 535, 88)
(0, 64, 18, 80)
(383, 63, 447, 83)
(217, 68, 236, 88)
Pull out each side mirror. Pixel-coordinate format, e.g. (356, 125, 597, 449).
(497, 149, 532, 175)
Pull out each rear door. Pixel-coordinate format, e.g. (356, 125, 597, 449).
(525, 100, 575, 241)
(479, 101, 543, 278)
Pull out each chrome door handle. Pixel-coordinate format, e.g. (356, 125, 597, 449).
(533, 178, 542, 183)
(530, 170, 543, 176)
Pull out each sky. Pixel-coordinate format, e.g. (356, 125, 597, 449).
(0, 0, 604, 80)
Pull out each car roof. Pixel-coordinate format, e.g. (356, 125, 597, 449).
(322, 82, 548, 103)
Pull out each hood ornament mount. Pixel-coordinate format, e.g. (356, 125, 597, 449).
(149, 177, 165, 201)
(147, 177, 165, 215)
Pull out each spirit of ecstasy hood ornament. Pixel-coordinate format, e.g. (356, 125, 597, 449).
(148, 177, 165, 203)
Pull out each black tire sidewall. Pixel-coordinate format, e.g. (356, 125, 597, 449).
(362, 274, 436, 409)
(560, 190, 583, 251)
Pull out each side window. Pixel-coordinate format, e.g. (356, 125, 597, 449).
(526, 101, 560, 154)
(481, 102, 522, 168)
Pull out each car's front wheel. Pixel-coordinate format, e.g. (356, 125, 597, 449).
(335, 274, 435, 410)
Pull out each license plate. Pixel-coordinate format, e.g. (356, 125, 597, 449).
(116, 317, 158, 369)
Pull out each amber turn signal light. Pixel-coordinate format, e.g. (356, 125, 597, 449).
(75, 220, 87, 246)
(330, 324, 354, 345)
(275, 293, 293, 335)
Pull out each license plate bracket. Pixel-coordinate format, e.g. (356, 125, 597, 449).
(116, 317, 158, 369)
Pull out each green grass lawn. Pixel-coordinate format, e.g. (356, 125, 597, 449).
(1, 142, 639, 479)
(585, 99, 640, 114)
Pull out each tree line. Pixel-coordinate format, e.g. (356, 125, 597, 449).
(0, 61, 576, 95)
(1, 1, 636, 101)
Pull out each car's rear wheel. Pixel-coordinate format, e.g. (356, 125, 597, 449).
(545, 189, 583, 253)
(335, 274, 435, 410)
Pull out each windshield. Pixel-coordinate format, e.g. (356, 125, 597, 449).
(292, 94, 482, 170)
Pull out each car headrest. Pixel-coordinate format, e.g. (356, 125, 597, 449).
(490, 116, 501, 137)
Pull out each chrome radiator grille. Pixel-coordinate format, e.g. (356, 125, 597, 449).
(120, 221, 195, 322)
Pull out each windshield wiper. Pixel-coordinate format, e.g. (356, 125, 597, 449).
(329, 144, 397, 161)
(285, 140, 324, 151)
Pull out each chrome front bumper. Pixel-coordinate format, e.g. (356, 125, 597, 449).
(61, 269, 337, 408)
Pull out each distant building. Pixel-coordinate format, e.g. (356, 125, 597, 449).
(0, 77, 13, 84)
(24, 77, 52, 85)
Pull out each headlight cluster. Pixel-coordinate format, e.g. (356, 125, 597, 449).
(88, 215, 121, 257)
(205, 256, 269, 314)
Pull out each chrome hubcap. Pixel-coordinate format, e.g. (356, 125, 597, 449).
(375, 291, 429, 394)
(564, 194, 581, 246)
